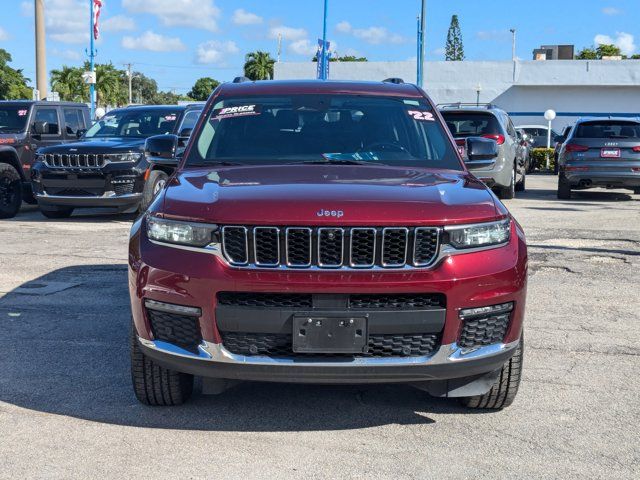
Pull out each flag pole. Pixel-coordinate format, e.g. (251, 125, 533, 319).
(320, 0, 328, 80)
(89, 0, 95, 120)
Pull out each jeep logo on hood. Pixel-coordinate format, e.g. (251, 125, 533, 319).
(317, 209, 344, 218)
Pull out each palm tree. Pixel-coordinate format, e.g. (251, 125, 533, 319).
(50, 66, 86, 102)
(243, 51, 275, 80)
(93, 63, 123, 107)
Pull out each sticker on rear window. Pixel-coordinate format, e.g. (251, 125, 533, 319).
(164, 114, 177, 121)
(407, 110, 435, 121)
(213, 104, 261, 120)
(17, 109, 28, 116)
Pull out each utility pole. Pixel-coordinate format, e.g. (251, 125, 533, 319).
(34, 0, 47, 100)
(277, 33, 282, 63)
(418, 0, 426, 88)
(124, 63, 133, 104)
(510, 28, 516, 62)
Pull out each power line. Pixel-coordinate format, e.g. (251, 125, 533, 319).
(133, 61, 243, 71)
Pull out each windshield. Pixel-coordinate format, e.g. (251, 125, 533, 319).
(0, 105, 30, 133)
(574, 121, 640, 139)
(85, 108, 181, 138)
(187, 94, 461, 169)
(441, 112, 502, 138)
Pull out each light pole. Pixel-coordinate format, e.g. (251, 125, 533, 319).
(510, 28, 516, 62)
(34, 0, 47, 100)
(475, 83, 482, 106)
(319, 0, 328, 79)
(417, 0, 426, 88)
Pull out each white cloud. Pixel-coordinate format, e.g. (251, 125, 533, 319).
(602, 7, 622, 15)
(51, 48, 82, 61)
(0, 27, 8, 41)
(352, 26, 404, 45)
(102, 15, 136, 32)
(269, 25, 307, 41)
(43, 0, 87, 44)
(195, 40, 239, 64)
(594, 32, 636, 56)
(123, 0, 221, 31)
(232, 9, 262, 26)
(288, 39, 317, 56)
(336, 21, 352, 34)
(122, 31, 186, 52)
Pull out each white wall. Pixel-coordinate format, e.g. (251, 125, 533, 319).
(274, 60, 640, 131)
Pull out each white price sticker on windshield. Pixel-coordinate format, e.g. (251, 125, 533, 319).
(213, 104, 261, 120)
(407, 110, 435, 121)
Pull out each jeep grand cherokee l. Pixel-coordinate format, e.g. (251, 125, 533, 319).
(30, 104, 203, 218)
(129, 79, 527, 409)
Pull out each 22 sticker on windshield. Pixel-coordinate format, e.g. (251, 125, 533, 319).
(213, 105, 262, 120)
(407, 110, 435, 121)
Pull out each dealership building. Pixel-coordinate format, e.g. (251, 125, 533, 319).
(274, 60, 640, 131)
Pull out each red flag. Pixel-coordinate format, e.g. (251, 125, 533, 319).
(93, 0, 103, 40)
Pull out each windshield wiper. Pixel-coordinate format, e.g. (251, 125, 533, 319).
(291, 159, 377, 165)
(189, 161, 244, 166)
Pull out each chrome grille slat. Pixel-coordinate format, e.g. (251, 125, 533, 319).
(43, 152, 108, 169)
(220, 226, 440, 270)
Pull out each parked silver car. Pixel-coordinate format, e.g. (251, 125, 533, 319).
(557, 117, 640, 199)
(440, 104, 525, 199)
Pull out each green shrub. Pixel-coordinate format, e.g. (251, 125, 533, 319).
(530, 148, 555, 171)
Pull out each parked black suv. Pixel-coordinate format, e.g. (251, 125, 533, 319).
(30, 103, 203, 218)
(0, 100, 90, 218)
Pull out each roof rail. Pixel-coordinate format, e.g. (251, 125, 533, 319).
(232, 76, 252, 83)
(437, 102, 498, 110)
(382, 77, 404, 84)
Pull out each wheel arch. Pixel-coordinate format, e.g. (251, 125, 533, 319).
(0, 147, 25, 181)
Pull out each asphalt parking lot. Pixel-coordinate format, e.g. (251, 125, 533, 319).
(0, 175, 638, 479)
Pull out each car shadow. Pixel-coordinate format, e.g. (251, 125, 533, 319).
(8, 205, 139, 223)
(515, 186, 637, 203)
(0, 265, 488, 432)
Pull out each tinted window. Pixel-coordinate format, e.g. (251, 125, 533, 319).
(178, 110, 201, 133)
(0, 105, 30, 133)
(574, 121, 640, 139)
(189, 95, 461, 170)
(33, 107, 60, 135)
(441, 112, 502, 137)
(84, 108, 181, 138)
(63, 108, 85, 135)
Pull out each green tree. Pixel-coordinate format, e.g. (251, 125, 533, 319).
(150, 90, 190, 105)
(187, 77, 220, 101)
(312, 54, 368, 62)
(596, 43, 622, 58)
(576, 47, 598, 59)
(445, 15, 465, 61)
(243, 51, 275, 80)
(0, 49, 32, 100)
(50, 65, 86, 102)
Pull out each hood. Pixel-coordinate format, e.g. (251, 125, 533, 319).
(160, 165, 499, 226)
(39, 137, 145, 154)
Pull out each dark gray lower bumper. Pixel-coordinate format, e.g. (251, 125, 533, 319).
(35, 192, 142, 207)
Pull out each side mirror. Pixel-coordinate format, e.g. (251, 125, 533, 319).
(144, 134, 179, 166)
(464, 137, 498, 169)
(76, 128, 87, 138)
(179, 127, 193, 138)
(33, 121, 48, 135)
(553, 135, 566, 144)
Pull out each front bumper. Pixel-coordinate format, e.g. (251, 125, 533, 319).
(138, 336, 519, 383)
(129, 219, 527, 383)
(30, 159, 146, 208)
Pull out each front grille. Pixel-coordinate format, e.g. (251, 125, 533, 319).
(458, 313, 510, 348)
(217, 292, 444, 310)
(221, 226, 440, 269)
(147, 308, 202, 354)
(44, 153, 106, 169)
(221, 332, 440, 358)
(217, 292, 313, 308)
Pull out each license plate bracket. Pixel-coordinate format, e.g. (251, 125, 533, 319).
(601, 147, 621, 158)
(292, 315, 368, 354)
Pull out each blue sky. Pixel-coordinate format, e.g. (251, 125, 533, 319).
(0, 0, 638, 94)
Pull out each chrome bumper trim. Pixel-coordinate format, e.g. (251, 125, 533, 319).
(138, 336, 520, 367)
(36, 192, 143, 200)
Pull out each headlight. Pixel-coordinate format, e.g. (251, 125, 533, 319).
(110, 153, 141, 163)
(146, 216, 218, 247)
(445, 218, 511, 249)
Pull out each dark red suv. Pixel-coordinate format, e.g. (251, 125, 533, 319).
(129, 79, 527, 409)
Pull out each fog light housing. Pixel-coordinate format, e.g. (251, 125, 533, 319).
(458, 302, 514, 349)
(459, 302, 514, 320)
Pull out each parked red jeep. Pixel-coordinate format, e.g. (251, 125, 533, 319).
(129, 79, 527, 409)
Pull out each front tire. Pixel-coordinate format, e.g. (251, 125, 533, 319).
(496, 163, 516, 200)
(557, 174, 572, 200)
(0, 163, 22, 219)
(515, 167, 526, 192)
(140, 170, 168, 212)
(39, 204, 74, 219)
(130, 323, 194, 406)
(459, 335, 523, 410)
